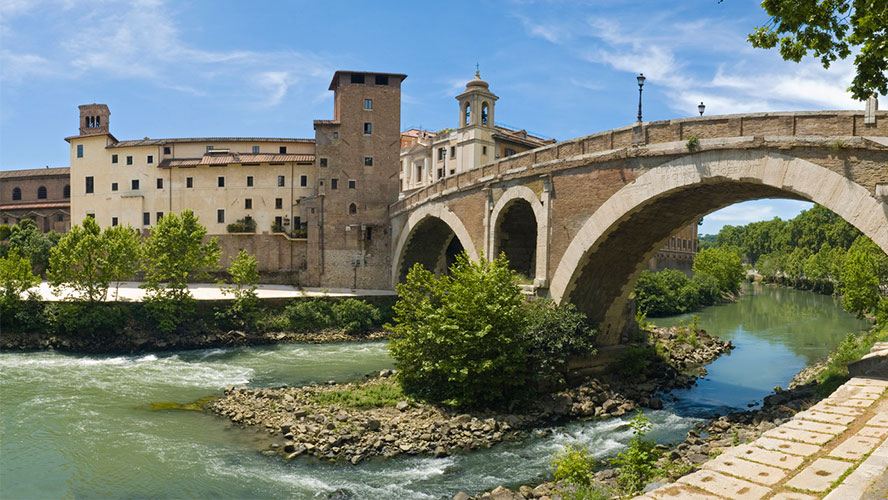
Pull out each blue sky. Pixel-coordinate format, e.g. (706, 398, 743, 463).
(1, 0, 871, 235)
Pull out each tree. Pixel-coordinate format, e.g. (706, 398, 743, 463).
(140, 210, 221, 332)
(693, 247, 745, 294)
(0, 248, 41, 309)
(7, 219, 59, 274)
(841, 236, 888, 316)
(104, 225, 142, 299)
(746, 0, 887, 100)
(219, 250, 260, 329)
(387, 253, 529, 407)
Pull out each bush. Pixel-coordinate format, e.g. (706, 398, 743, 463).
(286, 299, 336, 331)
(551, 443, 596, 487)
(523, 299, 597, 385)
(50, 302, 130, 336)
(693, 247, 744, 294)
(332, 298, 380, 334)
(633, 269, 699, 317)
(387, 253, 528, 407)
(613, 345, 654, 377)
(218, 250, 260, 330)
(612, 411, 659, 494)
(0, 248, 40, 309)
(310, 378, 404, 409)
(226, 217, 257, 233)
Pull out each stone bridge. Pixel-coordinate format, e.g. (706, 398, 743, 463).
(389, 111, 888, 345)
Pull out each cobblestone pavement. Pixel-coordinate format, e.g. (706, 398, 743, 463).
(637, 372, 888, 499)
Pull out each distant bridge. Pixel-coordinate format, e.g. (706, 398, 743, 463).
(390, 111, 888, 345)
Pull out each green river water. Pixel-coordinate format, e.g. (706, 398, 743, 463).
(0, 284, 871, 499)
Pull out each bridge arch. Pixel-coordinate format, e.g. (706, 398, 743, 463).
(392, 202, 480, 285)
(550, 149, 888, 345)
(489, 186, 548, 284)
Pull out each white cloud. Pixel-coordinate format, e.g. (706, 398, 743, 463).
(252, 72, 292, 108)
(707, 203, 774, 222)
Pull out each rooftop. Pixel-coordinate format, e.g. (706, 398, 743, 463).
(0, 167, 70, 179)
(108, 137, 315, 148)
(328, 70, 407, 90)
(159, 153, 315, 168)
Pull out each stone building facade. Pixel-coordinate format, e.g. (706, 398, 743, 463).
(0, 167, 71, 233)
(647, 223, 698, 276)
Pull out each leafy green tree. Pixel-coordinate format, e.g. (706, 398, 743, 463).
(746, 0, 888, 100)
(140, 210, 221, 332)
(7, 219, 59, 274)
(388, 253, 528, 407)
(523, 299, 597, 385)
(841, 236, 888, 316)
(104, 225, 142, 299)
(693, 247, 745, 294)
(219, 250, 260, 330)
(0, 225, 11, 241)
(0, 248, 41, 310)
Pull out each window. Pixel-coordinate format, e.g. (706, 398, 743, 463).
(252, 146, 260, 153)
(320, 158, 328, 167)
(112, 154, 118, 164)
(11, 187, 21, 200)
(504, 148, 516, 157)
(275, 216, 283, 228)
(450, 146, 455, 158)
(300, 175, 307, 187)
(245, 198, 252, 209)
(438, 148, 446, 161)
(481, 102, 489, 125)
(77, 144, 83, 158)
(482, 146, 487, 155)
(63, 185, 70, 198)
(156, 178, 163, 189)
(111, 182, 118, 191)
(36, 186, 47, 199)
(351, 73, 365, 84)
(331, 178, 338, 190)
(164, 146, 171, 155)
(217, 209, 225, 223)
(143, 212, 150, 226)
(246, 176, 253, 187)
(363, 122, 372, 135)
(364, 156, 373, 166)
(57, 214, 64, 222)
(364, 99, 372, 110)
(279, 146, 287, 154)
(131, 179, 140, 190)
(218, 176, 225, 187)
(275, 198, 283, 209)
(277, 175, 285, 187)
(85, 176, 94, 194)
(348, 179, 356, 189)
(147, 155, 153, 164)
(366, 227, 372, 240)
(206, 146, 214, 152)
(86, 213, 95, 219)
(375, 75, 388, 85)
(437, 168, 444, 179)
(126, 156, 133, 165)
(349, 203, 357, 214)
(186, 177, 193, 188)
(112, 217, 118, 227)
(333, 132, 339, 139)
(156, 212, 163, 222)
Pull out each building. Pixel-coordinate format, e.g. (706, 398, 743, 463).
(647, 223, 698, 276)
(399, 71, 555, 194)
(66, 71, 406, 288)
(0, 167, 71, 232)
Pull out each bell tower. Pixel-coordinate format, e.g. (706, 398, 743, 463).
(455, 70, 498, 170)
(78, 104, 110, 136)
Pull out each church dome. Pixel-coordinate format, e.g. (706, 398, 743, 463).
(466, 69, 489, 89)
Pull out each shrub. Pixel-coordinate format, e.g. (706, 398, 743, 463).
(612, 411, 659, 494)
(387, 253, 528, 407)
(286, 299, 336, 331)
(310, 378, 403, 409)
(551, 443, 596, 487)
(523, 299, 597, 385)
(50, 302, 130, 336)
(219, 250, 260, 330)
(693, 247, 744, 294)
(332, 298, 380, 334)
(0, 248, 40, 308)
(226, 217, 257, 233)
(613, 345, 654, 377)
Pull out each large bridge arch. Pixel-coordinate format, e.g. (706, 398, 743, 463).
(489, 186, 548, 284)
(392, 203, 480, 285)
(550, 149, 888, 345)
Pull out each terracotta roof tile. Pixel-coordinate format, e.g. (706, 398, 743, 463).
(107, 137, 314, 148)
(0, 201, 70, 210)
(0, 167, 70, 179)
(159, 153, 315, 168)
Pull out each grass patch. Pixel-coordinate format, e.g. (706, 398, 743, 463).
(310, 379, 404, 409)
(815, 326, 888, 397)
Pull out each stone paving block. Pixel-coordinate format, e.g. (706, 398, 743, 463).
(677, 469, 770, 500)
(865, 412, 888, 427)
(831, 384, 884, 400)
(721, 443, 804, 470)
(703, 453, 788, 485)
(847, 377, 888, 387)
(639, 484, 723, 499)
(829, 434, 882, 460)
(763, 426, 835, 445)
(785, 457, 853, 492)
(754, 437, 820, 456)
(795, 410, 856, 426)
(810, 401, 865, 416)
(823, 397, 875, 408)
(825, 437, 888, 500)
(769, 493, 818, 500)
(858, 426, 888, 439)
(781, 418, 846, 435)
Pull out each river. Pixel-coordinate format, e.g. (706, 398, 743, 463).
(0, 284, 871, 499)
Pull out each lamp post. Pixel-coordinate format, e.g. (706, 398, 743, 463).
(636, 73, 645, 122)
(698, 102, 706, 116)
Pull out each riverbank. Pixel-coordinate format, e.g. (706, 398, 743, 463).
(208, 325, 733, 464)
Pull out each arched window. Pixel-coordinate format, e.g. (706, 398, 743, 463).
(464, 102, 472, 126)
(11, 187, 21, 201)
(37, 186, 47, 199)
(481, 102, 489, 125)
(349, 203, 357, 215)
(63, 185, 70, 198)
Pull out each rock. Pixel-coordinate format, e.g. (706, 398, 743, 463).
(453, 493, 471, 500)
(551, 394, 572, 415)
(602, 399, 618, 412)
(366, 419, 381, 431)
(688, 452, 710, 464)
(327, 489, 353, 500)
(648, 398, 663, 410)
(595, 468, 616, 481)
(532, 483, 551, 497)
(396, 400, 410, 412)
(643, 481, 668, 493)
(519, 485, 534, 497)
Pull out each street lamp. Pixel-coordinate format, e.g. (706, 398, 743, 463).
(698, 102, 706, 116)
(636, 73, 646, 122)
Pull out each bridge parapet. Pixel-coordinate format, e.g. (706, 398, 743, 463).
(391, 110, 887, 215)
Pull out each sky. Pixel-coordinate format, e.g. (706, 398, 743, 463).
(1, 0, 875, 235)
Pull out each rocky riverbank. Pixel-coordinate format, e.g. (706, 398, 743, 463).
(208, 325, 734, 465)
(0, 328, 388, 354)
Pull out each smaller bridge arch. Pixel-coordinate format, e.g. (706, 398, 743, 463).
(392, 202, 480, 285)
(488, 185, 549, 285)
